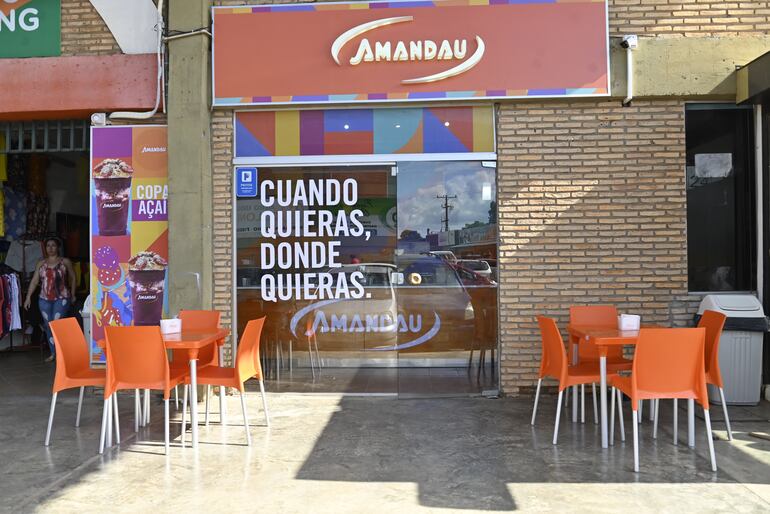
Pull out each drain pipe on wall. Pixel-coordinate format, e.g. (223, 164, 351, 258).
(108, 0, 165, 121)
(621, 35, 638, 106)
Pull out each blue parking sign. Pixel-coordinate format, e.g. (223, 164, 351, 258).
(236, 167, 257, 197)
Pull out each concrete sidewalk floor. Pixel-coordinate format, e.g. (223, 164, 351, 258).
(1, 352, 769, 513)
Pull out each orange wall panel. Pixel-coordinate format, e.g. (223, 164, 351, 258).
(0, 54, 157, 120)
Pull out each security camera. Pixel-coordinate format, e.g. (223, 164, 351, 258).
(620, 35, 638, 50)
(90, 112, 108, 126)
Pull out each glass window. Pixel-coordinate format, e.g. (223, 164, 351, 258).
(235, 161, 498, 395)
(685, 104, 756, 292)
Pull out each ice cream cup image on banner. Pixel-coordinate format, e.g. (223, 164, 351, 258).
(93, 158, 134, 236)
(128, 251, 167, 326)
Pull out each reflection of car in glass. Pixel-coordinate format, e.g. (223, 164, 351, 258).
(396, 254, 476, 353)
(426, 250, 457, 264)
(457, 259, 492, 281)
(307, 264, 398, 351)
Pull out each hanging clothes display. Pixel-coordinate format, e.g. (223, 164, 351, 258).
(3, 187, 26, 240)
(0, 134, 7, 182)
(0, 189, 5, 237)
(9, 273, 21, 330)
(25, 193, 49, 236)
(0, 273, 20, 338)
(4, 239, 43, 274)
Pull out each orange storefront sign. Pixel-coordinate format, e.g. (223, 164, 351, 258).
(212, 0, 609, 106)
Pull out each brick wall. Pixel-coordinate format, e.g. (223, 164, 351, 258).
(61, 0, 120, 56)
(609, 0, 770, 36)
(495, 100, 699, 395)
(212, 110, 235, 364)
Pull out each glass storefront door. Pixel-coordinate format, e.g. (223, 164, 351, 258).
(394, 162, 498, 396)
(236, 165, 399, 393)
(235, 161, 498, 395)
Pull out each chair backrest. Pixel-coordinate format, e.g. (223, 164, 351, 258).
(176, 310, 222, 367)
(536, 316, 568, 386)
(235, 317, 266, 385)
(569, 305, 622, 361)
(632, 328, 709, 407)
(49, 318, 91, 393)
(104, 326, 171, 398)
(697, 310, 726, 387)
(179, 310, 221, 331)
(569, 305, 618, 326)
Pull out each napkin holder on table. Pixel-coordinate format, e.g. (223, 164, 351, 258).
(618, 314, 641, 331)
(160, 318, 181, 334)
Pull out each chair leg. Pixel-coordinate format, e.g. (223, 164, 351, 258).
(652, 399, 659, 439)
(106, 396, 112, 448)
(688, 398, 695, 448)
(44, 393, 58, 446)
(144, 389, 151, 425)
(703, 408, 718, 472)
(531, 378, 542, 425)
(610, 386, 616, 445)
(718, 388, 733, 441)
(649, 399, 655, 421)
(205, 385, 211, 426)
(75, 387, 84, 427)
(240, 390, 251, 446)
(580, 384, 585, 424)
(164, 399, 170, 455)
(99, 398, 109, 454)
(617, 388, 625, 442)
(632, 409, 640, 472)
(220, 385, 227, 425)
(113, 394, 121, 445)
(592, 383, 599, 425)
(552, 390, 564, 445)
(174, 385, 179, 410)
(638, 400, 643, 423)
(259, 379, 270, 427)
(181, 385, 188, 446)
(134, 390, 140, 433)
(673, 398, 678, 446)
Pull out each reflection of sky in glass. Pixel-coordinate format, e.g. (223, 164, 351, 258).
(397, 162, 495, 236)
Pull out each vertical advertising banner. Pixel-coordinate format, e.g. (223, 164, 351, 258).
(90, 126, 168, 362)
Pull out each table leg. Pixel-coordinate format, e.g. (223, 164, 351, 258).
(600, 355, 608, 449)
(688, 398, 695, 448)
(190, 358, 199, 448)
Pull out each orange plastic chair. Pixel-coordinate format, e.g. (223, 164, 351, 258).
(610, 327, 717, 472)
(100, 326, 188, 454)
(180, 318, 268, 446)
(170, 310, 222, 414)
(531, 316, 617, 444)
(568, 306, 633, 424)
(700, 310, 732, 440)
(45, 318, 106, 446)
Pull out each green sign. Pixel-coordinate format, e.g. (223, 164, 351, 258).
(0, 0, 60, 58)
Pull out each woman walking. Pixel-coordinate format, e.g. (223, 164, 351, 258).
(24, 238, 77, 362)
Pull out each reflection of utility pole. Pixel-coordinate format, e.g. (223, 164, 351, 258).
(436, 194, 457, 232)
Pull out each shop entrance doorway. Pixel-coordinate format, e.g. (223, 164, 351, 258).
(234, 160, 498, 396)
(0, 120, 91, 356)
